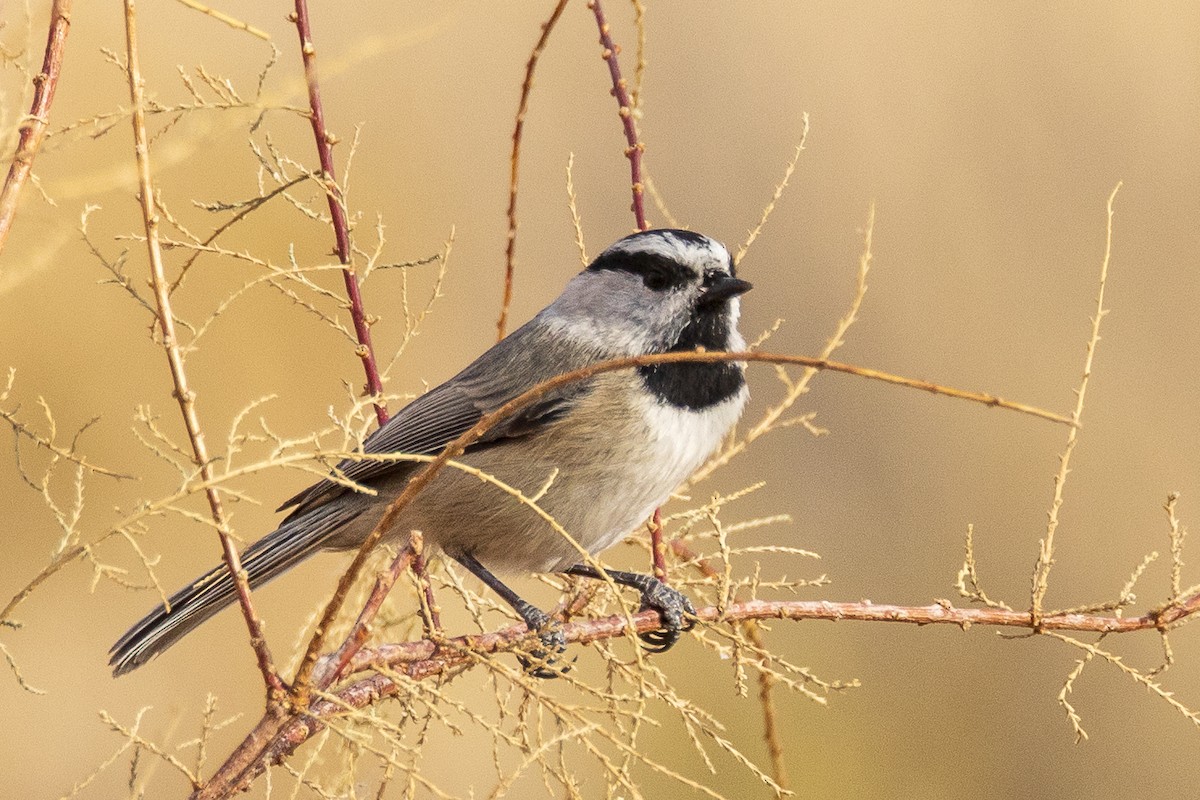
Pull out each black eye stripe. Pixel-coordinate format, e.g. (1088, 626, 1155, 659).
(587, 251, 693, 291)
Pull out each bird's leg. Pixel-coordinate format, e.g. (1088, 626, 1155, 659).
(564, 564, 696, 653)
(453, 553, 567, 678)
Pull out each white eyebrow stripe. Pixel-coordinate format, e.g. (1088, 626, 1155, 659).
(603, 231, 732, 277)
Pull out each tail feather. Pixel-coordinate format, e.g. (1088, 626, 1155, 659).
(109, 503, 360, 676)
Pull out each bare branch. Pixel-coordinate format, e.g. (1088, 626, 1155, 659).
(289, 0, 388, 425)
(588, 0, 648, 230)
(122, 0, 283, 697)
(499, 0, 571, 340)
(1030, 182, 1121, 621)
(0, 0, 71, 259)
(197, 587, 1200, 798)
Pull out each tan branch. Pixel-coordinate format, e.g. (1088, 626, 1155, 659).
(290, 347, 1071, 697)
(1030, 182, 1120, 621)
(122, 0, 282, 698)
(170, 327, 1072, 797)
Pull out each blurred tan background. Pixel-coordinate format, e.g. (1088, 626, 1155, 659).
(3, 1, 1200, 797)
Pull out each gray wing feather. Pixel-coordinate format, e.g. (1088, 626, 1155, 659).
(278, 316, 602, 518)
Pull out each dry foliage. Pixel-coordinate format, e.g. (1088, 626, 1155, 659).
(0, 3, 1197, 799)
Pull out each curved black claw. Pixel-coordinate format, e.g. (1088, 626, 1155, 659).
(563, 565, 698, 654)
(637, 580, 697, 653)
(516, 606, 572, 679)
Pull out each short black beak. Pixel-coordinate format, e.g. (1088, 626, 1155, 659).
(698, 275, 753, 308)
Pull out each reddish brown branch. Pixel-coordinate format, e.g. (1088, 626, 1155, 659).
(499, 0, 571, 340)
(196, 589, 1200, 798)
(0, 0, 72, 259)
(588, 0, 648, 230)
(586, 0, 658, 584)
(122, 0, 283, 698)
(197, 348, 1071, 795)
(313, 545, 416, 690)
(290, 0, 388, 426)
(649, 507, 667, 581)
(284, 348, 1066, 702)
(287, 0, 448, 674)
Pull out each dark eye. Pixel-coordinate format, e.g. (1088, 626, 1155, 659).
(643, 271, 670, 291)
(702, 271, 721, 287)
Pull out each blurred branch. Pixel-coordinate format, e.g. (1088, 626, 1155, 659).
(669, 534, 790, 790)
(290, 0, 388, 426)
(174, 0, 270, 40)
(588, 0, 647, 231)
(499, 0, 571, 340)
(122, 0, 283, 698)
(0, 372, 132, 479)
(0, 0, 72, 260)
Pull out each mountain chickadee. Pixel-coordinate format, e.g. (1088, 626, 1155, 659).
(110, 228, 752, 676)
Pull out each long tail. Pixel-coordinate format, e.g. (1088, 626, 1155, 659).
(109, 502, 360, 676)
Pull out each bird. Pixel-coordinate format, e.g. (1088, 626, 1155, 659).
(110, 228, 752, 677)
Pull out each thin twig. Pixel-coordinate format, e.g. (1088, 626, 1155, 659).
(169, 174, 306, 295)
(1030, 182, 1120, 623)
(735, 123, 810, 266)
(173, 0, 270, 40)
(499, 0, 571, 340)
(314, 544, 416, 689)
(0, 0, 72, 260)
(588, 0, 647, 230)
(565, 152, 588, 264)
(0, 402, 132, 480)
(290, 0, 388, 425)
(122, 0, 283, 699)
(286, 345, 1070, 701)
(690, 202, 875, 486)
(197, 341, 1070, 796)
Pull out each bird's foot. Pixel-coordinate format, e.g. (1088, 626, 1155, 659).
(514, 602, 572, 679)
(635, 577, 697, 653)
(563, 565, 697, 653)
